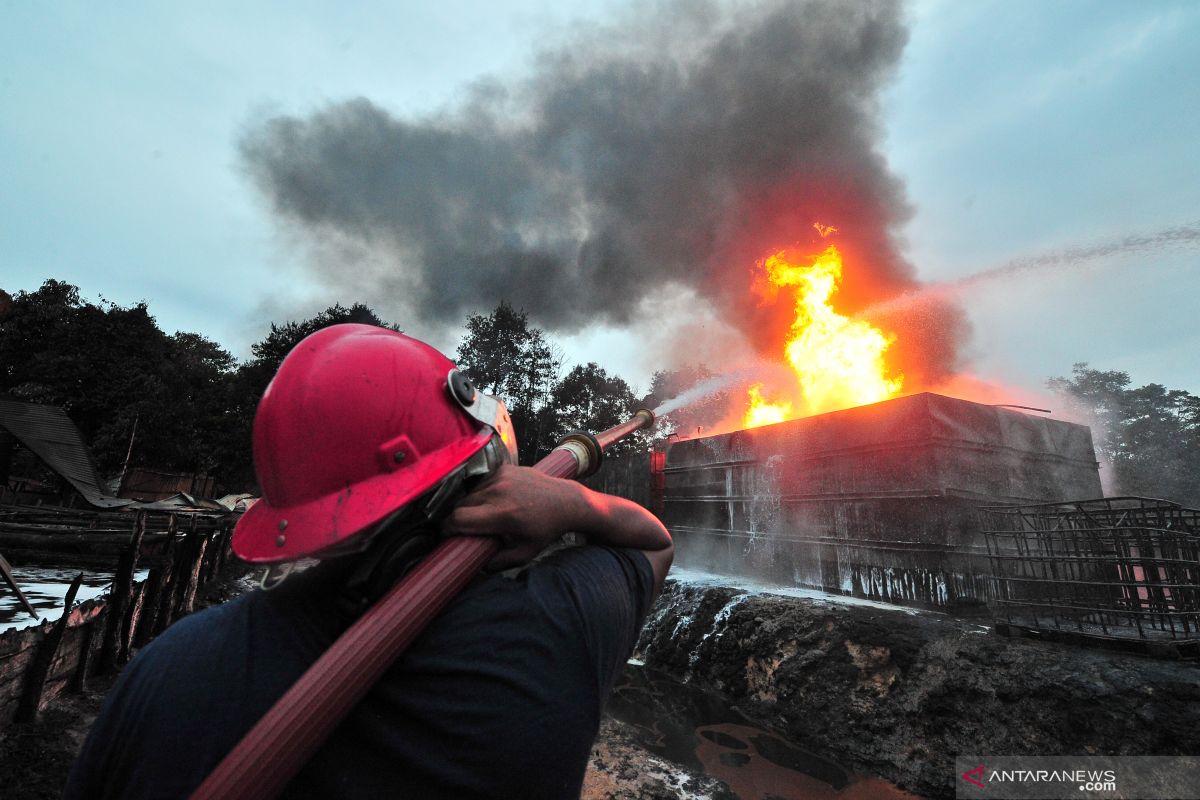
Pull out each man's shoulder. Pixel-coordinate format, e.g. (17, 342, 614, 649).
(426, 544, 653, 644)
(133, 589, 263, 666)
(64, 590, 310, 800)
(115, 585, 322, 710)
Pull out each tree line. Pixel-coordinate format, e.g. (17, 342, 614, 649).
(1048, 363, 1200, 508)
(0, 281, 660, 494)
(1, 280, 1197, 507)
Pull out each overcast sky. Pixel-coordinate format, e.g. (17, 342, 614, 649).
(3, 0, 1198, 398)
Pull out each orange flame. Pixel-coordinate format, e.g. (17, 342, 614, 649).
(743, 243, 903, 428)
(743, 383, 792, 428)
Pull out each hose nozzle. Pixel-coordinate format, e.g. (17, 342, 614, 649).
(633, 408, 656, 430)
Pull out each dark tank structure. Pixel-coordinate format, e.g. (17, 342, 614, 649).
(651, 392, 1102, 610)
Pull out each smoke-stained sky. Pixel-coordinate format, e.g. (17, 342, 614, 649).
(2, 0, 1199, 395)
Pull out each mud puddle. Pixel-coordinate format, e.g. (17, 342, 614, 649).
(1, 566, 147, 633)
(608, 662, 923, 799)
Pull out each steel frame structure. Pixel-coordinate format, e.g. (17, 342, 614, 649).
(983, 497, 1200, 653)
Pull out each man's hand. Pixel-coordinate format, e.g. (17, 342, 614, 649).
(442, 464, 588, 569)
(441, 464, 673, 591)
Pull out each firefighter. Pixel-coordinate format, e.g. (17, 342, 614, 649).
(65, 324, 673, 800)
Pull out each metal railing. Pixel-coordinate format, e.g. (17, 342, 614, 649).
(983, 497, 1200, 653)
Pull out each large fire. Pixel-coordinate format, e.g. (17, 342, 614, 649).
(743, 239, 903, 428)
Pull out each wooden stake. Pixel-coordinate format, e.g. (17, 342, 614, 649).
(98, 511, 146, 675)
(0, 551, 38, 620)
(16, 572, 83, 722)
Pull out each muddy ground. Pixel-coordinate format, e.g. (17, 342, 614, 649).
(0, 567, 723, 800)
(0, 567, 257, 800)
(5, 571, 1199, 799)
(638, 577, 1200, 798)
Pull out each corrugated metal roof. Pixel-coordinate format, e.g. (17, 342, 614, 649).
(0, 399, 132, 508)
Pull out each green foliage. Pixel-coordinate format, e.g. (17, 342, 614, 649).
(0, 280, 236, 479)
(455, 302, 560, 410)
(1048, 363, 1200, 507)
(0, 284, 402, 494)
(548, 363, 643, 456)
(455, 302, 561, 463)
(1, 282, 657, 494)
(250, 304, 397, 371)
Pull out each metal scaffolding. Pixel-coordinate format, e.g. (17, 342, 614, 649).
(983, 497, 1200, 655)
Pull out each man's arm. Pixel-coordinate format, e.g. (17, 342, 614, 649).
(442, 464, 674, 596)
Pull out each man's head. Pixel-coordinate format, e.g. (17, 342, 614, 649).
(232, 324, 515, 563)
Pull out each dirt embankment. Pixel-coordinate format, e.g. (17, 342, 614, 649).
(636, 579, 1200, 798)
(9, 571, 1200, 800)
(0, 566, 710, 800)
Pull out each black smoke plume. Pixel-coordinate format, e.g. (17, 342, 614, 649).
(240, 0, 965, 385)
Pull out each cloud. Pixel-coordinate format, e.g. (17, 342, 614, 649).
(240, 0, 964, 384)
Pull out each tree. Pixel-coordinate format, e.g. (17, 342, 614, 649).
(1048, 363, 1200, 507)
(167, 331, 240, 484)
(0, 280, 238, 481)
(546, 363, 644, 456)
(248, 303, 397, 372)
(455, 302, 561, 464)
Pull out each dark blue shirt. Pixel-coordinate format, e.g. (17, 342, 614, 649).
(65, 544, 654, 800)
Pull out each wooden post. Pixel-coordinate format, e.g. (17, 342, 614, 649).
(212, 524, 231, 577)
(209, 529, 223, 582)
(16, 572, 83, 722)
(0, 551, 38, 620)
(182, 535, 209, 616)
(168, 515, 199, 621)
(98, 511, 146, 675)
(145, 514, 180, 639)
(212, 524, 230, 578)
(162, 517, 186, 625)
(135, 515, 173, 647)
(198, 531, 216, 586)
(159, 515, 194, 634)
(120, 582, 147, 664)
(71, 620, 97, 693)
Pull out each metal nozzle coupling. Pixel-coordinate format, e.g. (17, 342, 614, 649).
(634, 408, 655, 429)
(554, 431, 604, 478)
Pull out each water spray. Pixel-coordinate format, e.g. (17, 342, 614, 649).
(651, 363, 797, 418)
(858, 220, 1200, 321)
(653, 373, 742, 417)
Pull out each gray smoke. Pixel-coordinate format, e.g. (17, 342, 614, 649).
(240, 0, 954, 377)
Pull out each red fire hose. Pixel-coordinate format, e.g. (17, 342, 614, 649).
(190, 409, 655, 800)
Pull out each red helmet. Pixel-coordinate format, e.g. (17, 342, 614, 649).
(233, 324, 517, 563)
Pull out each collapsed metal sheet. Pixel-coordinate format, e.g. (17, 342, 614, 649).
(0, 399, 132, 509)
